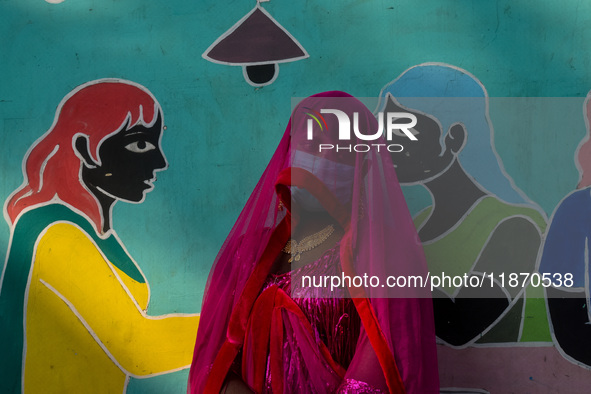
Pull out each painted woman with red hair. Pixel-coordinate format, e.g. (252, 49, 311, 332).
(0, 79, 198, 393)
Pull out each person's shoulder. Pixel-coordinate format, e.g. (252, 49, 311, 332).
(558, 188, 591, 207)
(551, 188, 591, 220)
(15, 203, 88, 228)
(11, 203, 99, 244)
(478, 196, 547, 230)
(412, 205, 433, 228)
(234, 227, 275, 247)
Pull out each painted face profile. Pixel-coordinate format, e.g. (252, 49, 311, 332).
(378, 63, 533, 206)
(5, 79, 166, 234)
(384, 95, 458, 184)
(79, 113, 168, 203)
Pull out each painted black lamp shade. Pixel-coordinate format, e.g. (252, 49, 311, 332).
(203, 5, 309, 86)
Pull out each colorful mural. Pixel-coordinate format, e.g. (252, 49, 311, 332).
(4, 0, 591, 392)
(0, 80, 199, 393)
(372, 65, 591, 392)
(540, 92, 591, 368)
(377, 63, 553, 392)
(378, 64, 548, 344)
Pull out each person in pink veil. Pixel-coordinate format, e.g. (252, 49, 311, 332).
(188, 92, 439, 393)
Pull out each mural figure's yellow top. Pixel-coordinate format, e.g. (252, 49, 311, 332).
(1, 204, 199, 394)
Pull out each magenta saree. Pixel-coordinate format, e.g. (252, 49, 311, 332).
(188, 92, 439, 393)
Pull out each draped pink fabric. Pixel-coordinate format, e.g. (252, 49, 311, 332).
(188, 92, 439, 393)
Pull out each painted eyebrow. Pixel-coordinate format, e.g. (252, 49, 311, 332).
(121, 122, 161, 137)
(124, 130, 149, 137)
(122, 126, 161, 138)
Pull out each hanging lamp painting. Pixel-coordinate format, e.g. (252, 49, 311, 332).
(203, 3, 309, 87)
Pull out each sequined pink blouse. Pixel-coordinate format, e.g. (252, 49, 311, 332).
(257, 242, 387, 393)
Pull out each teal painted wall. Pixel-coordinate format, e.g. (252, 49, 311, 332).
(2, 0, 591, 392)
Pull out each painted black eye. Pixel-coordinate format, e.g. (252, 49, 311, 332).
(125, 141, 156, 153)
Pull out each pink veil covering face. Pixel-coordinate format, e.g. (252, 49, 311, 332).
(188, 92, 439, 393)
